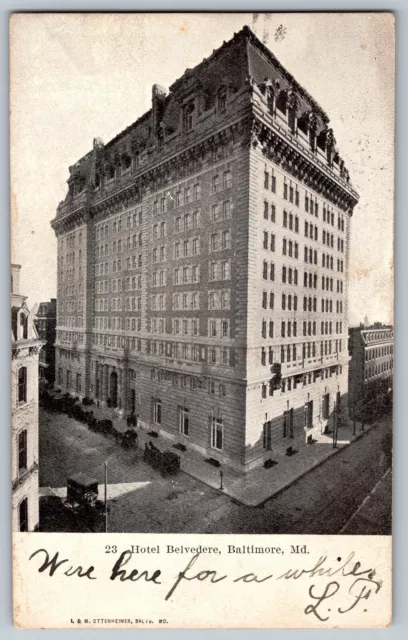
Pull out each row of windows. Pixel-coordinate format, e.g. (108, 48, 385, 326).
(364, 331, 393, 343)
(58, 315, 84, 328)
(95, 211, 142, 241)
(173, 238, 200, 260)
(151, 295, 166, 311)
(152, 396, 225, 451)
(261, 366, 342, 400)
(263, 167, 346, 232)
(59, 250, 81, 266)
(304, 246, 318, 265)
(209, 260, 231, 281)
(165, 183, 201, 210)
(56, 368, 82, 392)
(165, 171, 231, 211)
(171, 317, 199, 336)
(282, 238, 299, 258)
(263, 318, 345, 341)
(56, 330, 84, 344)
(59, 232, 81, 251)
(58, 267, 81, 282)
(96, 234, 143, 257)
(58, 299, 83, 313)
(174, 211, 200, 233)
(365, 345, 393, 360)
(304, 221, 318, 242)
(365, 360, 393, 379)
(263, 169, 277, 193)
(264, 201, 277, 222)
(172, 291, 200, 310)
(282, 210, 299, 232)
(58, 283, 84, 299)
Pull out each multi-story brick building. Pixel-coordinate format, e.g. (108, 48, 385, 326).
(11, 264, 43, 531)
(348, 324, 394, 406)
(34, 298, 57, 385)
(51, 26, 358, 472)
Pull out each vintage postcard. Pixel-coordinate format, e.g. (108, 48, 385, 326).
(10, 12, 394, 628)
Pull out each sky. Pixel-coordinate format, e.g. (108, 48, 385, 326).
(10, 12, 394, 325)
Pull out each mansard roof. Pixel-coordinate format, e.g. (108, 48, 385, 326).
(68, 25, 331, 172)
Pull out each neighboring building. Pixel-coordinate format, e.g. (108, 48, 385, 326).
(51, 26, 358, 472)
(11, 264, 44, 531)
(34, 299, 57, 385)
(348, 324, 394, 406)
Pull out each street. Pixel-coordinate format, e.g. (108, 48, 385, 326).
(39, 408, 392, 534)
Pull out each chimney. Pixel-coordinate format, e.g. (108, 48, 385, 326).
(11, 264, 21, 295)
(151, 84, 167, 136)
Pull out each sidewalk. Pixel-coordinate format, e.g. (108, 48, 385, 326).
(58, 395, 383, 507)
(178, 418, 381, 507)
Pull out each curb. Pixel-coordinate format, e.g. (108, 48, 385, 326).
(255, 419, 383, 508)
(182, 418, 385, 508)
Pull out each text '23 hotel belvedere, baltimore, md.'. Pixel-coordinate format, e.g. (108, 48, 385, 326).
(51, 26, 358, 473)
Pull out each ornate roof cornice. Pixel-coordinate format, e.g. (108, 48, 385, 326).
(250, 114, 359, 213)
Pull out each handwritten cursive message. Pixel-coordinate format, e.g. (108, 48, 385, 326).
(28, 547, 383, 622)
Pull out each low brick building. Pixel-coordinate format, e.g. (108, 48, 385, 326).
(11, 264, 44, 531)
(348, 324, 394, 407)
(51, 26, 358, 472)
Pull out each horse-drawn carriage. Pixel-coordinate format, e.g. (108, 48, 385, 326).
(120, 429, 138, 449)
(66, 472, 99, 509)
(143, 441, 180, 475)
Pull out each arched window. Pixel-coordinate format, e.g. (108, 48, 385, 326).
(18, 367, 27, 403)
(18, 312, 28, 340)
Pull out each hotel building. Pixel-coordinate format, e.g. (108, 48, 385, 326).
(51, 26, 359, 471)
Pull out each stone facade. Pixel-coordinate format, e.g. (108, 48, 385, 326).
(11, 264, 44, 531)
(51, 26, 358, 472)
(348, 325, 394, 407)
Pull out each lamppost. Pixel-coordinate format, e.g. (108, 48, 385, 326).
(333, 400, 339, 449)
(219, 470, 224, 491)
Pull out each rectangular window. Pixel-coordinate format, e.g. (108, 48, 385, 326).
(179, 407, 189, 436)
(153, 398, 162, 424)
(19, 497, 28, 532)
(18, 429, 27, 472)
(223, 170, 232, 189)
(264, 201, 269, 219)
(271, 204, 276, 222)
(211, 416, 223, 451)
(322, 393, 330, 420)
(18, 367, 27, 403)
(271, 174, 276, 193)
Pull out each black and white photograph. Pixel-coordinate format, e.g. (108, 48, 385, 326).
(11, 13, 393, 540)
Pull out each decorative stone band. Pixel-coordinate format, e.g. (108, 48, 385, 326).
(51, 109, 358, 237)
(12, 461, 39, 493)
